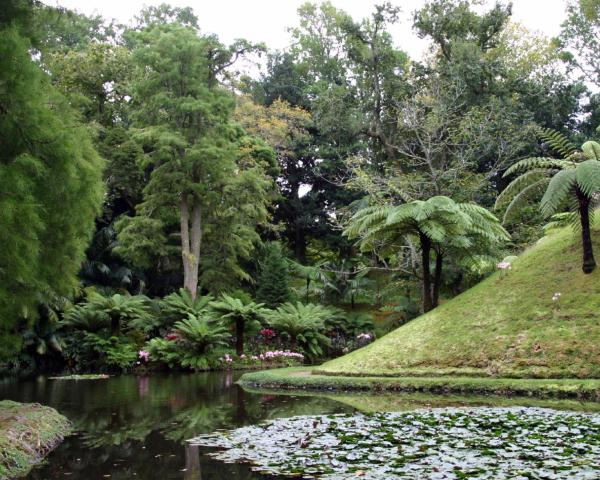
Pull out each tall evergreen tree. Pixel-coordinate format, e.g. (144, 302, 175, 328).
(256, 243, 293, 308)
(0, 26, 104, 355)
(117, 22, 275, 298)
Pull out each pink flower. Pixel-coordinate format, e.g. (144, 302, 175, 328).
(139, 350, 150, 362)
(497, 261, 512, 270)
(220, 354, 233, 364)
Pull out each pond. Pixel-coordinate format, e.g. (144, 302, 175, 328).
(1, 372, 599, 480)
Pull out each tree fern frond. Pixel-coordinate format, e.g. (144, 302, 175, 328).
(539, 128, 578, 158)
(502, 178, 549, 224)
(582, 141, 600, 161)
(541, 169, 576, 217)
(575, 159, 600, 197)
(503, 157, 571, 177)
(419, 220, 447, 243)
(495, 169, 547, 210)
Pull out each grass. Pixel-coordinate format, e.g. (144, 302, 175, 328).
(241, 385, 600, 412)
(318, 223, 600, 379)
(238, 367, 600, 400)
(0, 400, 71, 479)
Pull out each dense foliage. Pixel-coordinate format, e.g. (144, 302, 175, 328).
(3, 0, 600, 373)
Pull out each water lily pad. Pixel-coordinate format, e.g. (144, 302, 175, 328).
(190, 407, 600, 479)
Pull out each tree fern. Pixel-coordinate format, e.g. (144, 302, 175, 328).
(345, 196, 508, 312)
(497, 130, 600, 273)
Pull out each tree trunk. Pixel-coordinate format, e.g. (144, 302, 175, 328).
(420, 233, 433, 313)
(294, 227, 306, 263)
(180, 195, 202, 299)
(290, 334, 297, 351)
(576, 188, 596, 274)
(432, 252, 443, 308)
(235, 318, 244, 356)
(306, 278, 310, 303)
(110, 314, 120, 336)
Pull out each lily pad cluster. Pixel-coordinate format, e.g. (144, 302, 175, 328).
(49, 374, 110, 380)
(191, 407, 600, 479)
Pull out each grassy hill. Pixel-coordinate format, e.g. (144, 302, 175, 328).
(316, 224, 600, 379)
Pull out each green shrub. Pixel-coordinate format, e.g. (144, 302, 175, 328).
(265, 302, 336, 359)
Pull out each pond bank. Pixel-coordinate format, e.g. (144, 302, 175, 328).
(0, 400, 71, 479)
(238, 367, 600, 400)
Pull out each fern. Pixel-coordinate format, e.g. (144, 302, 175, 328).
(503, 157, 572, 177)
(541, 170, 577, 217)
(576, 159, 600, 196)
(502, 178, 549, 224)
(538, 128, 578, 158)
(582, 140, 600, 160)
(495, 169, 547, 210)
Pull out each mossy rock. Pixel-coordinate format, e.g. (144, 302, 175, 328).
(0, 400, 71, 479)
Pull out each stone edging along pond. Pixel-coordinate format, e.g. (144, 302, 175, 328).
(0, 400, 71, 479)
(237, 367, 600, 401)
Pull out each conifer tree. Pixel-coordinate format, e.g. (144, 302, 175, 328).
(0, 26, 104, 355)
(256, 243, 293, 308)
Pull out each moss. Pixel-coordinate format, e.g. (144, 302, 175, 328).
(0, 400, 71, 479)
(238, 367, 600, 400)
(319, 222, 600, 379)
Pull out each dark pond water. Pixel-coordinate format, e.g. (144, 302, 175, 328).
(1, 372, 600, 480)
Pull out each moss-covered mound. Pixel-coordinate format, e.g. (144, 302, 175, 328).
(318, 224, 600, 379)
(0, 400, 71, 479)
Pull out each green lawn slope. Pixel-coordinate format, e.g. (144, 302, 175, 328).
(316, 224, 600, 379)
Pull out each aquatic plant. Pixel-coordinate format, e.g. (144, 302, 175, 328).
(192, 407, 600, 479)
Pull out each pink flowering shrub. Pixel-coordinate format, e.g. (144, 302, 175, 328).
(138, 350, 150, 362)
(220, 353, 233, 364)
(219, 349, 304, 368)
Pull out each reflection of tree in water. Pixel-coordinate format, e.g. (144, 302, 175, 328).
(76, 414, 156, 448)
(162, 404, 230, 442)
(14, 373, 352, 480)
(184, 443, 266, 480)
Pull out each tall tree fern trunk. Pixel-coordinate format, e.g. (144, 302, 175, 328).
(180, 195, 202, 298)
(110, 314, 120, 336)
(420, 233, 433, 313)
(235, 318, 244, 356)
(432, 252, 443, 308)
(576, 188, 596, 274)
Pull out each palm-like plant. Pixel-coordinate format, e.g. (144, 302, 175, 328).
(159, 289, 213, 328)
(264, 302, 335, 355)
(209, 295, 267, 355)
(345, 196, 509, 312)
(496, 129, 600, 273)
(64, 292, 151, 335)
(174, 314, 230, 355)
